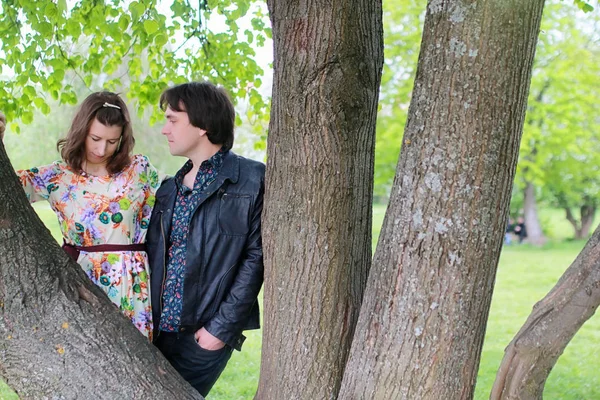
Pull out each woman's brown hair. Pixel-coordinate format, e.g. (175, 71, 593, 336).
(57, 91, 135, 175)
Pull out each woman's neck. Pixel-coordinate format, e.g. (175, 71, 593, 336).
(83, 160, 109, 177)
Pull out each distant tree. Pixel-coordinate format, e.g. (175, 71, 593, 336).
(515, 1, 600, 242)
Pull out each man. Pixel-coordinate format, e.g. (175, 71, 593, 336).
(146, 81, 265, 396)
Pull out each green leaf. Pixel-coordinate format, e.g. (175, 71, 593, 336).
(23, 86, 36, 98)
(44, 3, 58, 20)
(143, 19, 159, 35)
(66, 21, 81, 38)
(155, 33, 168, 47)
(38, 22, 53, 36)
(33, 97, 45, 108)
(57, 0, 67, 14)
(54, 68, 65, 83)
(41, 102, 51, 115)
(582, 4, 594, 12)
(21, 111, 34, 124)
(129, 1, 146, 20)
(119, 15, 130, 31)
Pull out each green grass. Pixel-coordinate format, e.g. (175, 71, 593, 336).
(2, 204, 598, 399)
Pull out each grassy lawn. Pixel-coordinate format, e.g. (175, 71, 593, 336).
(2, 203, 598, 399)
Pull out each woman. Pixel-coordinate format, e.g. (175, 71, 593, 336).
(0, 92, 161, 340)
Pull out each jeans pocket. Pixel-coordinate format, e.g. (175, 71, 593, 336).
(189, 336, 228, 359)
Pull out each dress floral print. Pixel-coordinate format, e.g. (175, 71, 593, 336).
(17, 154, 161, 339)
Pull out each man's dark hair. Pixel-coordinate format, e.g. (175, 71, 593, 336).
(160, 82, 235, 151)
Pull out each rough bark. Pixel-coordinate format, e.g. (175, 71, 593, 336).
(565, 204, 596, 240)
(491, 223, 600, 400)
(338, 1, 545, 399)
(0, 144, 201, 399)
(257, 1, 383, 399)
(523, 181, 546, 245)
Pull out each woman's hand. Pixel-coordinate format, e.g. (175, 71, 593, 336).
(0, 112, 6, 141)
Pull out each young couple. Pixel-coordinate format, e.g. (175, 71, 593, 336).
(0, 82, 265, 397)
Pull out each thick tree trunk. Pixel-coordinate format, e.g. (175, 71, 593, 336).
(257, 1, 383, 399)
(523, 181, 546, 245)
(0, 145, 201, 399)
(491, 224, 600, 400)
(338, 1, 545, 399)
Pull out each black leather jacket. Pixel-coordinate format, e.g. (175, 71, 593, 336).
(146, 151, 265, 350)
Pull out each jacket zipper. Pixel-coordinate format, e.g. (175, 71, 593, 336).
(156, 211, 168, 339)
(203, 188, 226, 319)
(188, 188, 223, 327)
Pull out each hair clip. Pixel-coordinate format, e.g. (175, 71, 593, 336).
(103, 102, 121, 110)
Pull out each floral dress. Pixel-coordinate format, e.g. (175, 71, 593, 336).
(17, 154, 161, 339)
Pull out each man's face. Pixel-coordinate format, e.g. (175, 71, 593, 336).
(161, 105, 205, 158)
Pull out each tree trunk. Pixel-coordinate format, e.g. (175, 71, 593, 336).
(491, 224, 600, 400)
(565, 207, 582, 238)
(566, 204, 596, 240)
(579, 204, 595, 239)
(523, 181, 546, 245)
(338, 1, 545, 399)
(257, 1, 383, 399)
(0, 145, 201, 399)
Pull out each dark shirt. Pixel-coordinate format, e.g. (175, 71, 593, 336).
(159, 149, 226, 332)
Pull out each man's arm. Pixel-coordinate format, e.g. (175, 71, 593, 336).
(200, 178, 265, 350)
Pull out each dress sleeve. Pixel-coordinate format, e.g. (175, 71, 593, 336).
(132, 155, 163, 235)
(15, 163, 61, 204)
(136, 155, 164, 195)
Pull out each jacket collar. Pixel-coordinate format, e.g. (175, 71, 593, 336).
(155, 151, 240, 202)
(217, 150, 240, 185)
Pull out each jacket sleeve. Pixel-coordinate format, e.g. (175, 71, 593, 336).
(203, 177, 265, 350)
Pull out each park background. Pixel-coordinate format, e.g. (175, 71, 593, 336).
(1, 0, 599, 398)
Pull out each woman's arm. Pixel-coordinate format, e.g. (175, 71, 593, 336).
(0, 111, 6, 141)
(1, 112, 59, 204)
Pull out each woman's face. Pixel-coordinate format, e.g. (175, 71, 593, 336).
(85, 118, 122, 166)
